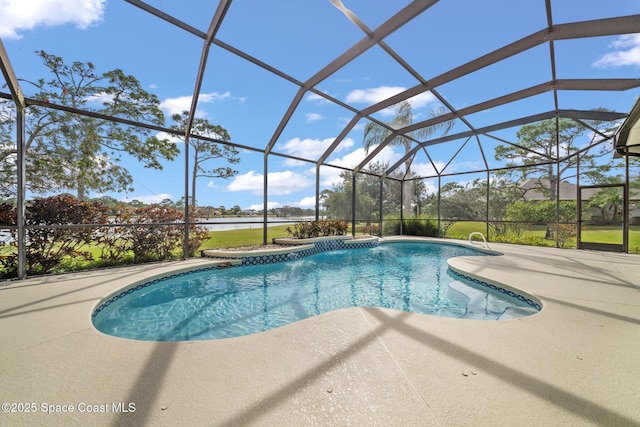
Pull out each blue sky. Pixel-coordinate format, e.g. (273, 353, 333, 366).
(2, 0, 640, 210)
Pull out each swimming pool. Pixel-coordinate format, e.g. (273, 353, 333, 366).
(92, 242, 540, 341)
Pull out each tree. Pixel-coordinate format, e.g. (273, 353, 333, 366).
(411, 178, 432, 217)
(0, 50, 179, 200)
(588, 184, 624, 224)
(494, 114, 617, 238)
(158, 198, 176, 208)
(89, 195, 121, 214)
(439, 180, 486, 222)
(362, 101, 453, 217)
(322, 162, 399, 222)
(171, 111, 240, 209)
(494, 115, 617, 200)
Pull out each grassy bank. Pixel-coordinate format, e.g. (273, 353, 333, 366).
(198, 225, 291, 249)
(443, 221, 640, 252)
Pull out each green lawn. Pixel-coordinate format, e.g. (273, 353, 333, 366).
(198, 225, 291, 249)
(443, 221, 640, 253)
(624, 225, 640, 253)
(581, 225, 624, 244)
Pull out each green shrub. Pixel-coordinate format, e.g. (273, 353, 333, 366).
(403, 219, 438, 236)
(555, 223, 577, 248)
(125, 206, 183, 262)
(361, 224, 380, 235)
(285, 220, 347, 238)
(0, 197, 210, 278)
(381, 218, 438, 237)
(382, 219, 401, 236)
(0, 195, 110, 276)
(124, 206, 209, 262)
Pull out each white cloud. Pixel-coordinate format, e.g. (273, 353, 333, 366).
(281, 137, 355, 160)
(346, 86, 406, 104)
(320, 144, 402, 187)
(296, 196, 317, 208)
(305, 92, 328, 104)
(411, 161, 444, 178)
(226, 170, 312, 195)
(160, 91, 239, 117)
(155, 131, 181, 143)
(329, 144, 401, 170)
(226, 171, 262, 194)
(281, 158, 308, 167)
(84, 92, 113, 104)
(159, 96, 192, 116)
(318, 167, 340, 188)
(200, 91, 231, 103)
(593, 34, 640, 68)
(0, 0, 106, 39)
(306, 113, 324, 123)
(406, 92, 437, 109)
(266, 171, 312, 195)
(345, 86, 437, 117)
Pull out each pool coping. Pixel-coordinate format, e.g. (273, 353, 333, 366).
(1, 238, 639, 426)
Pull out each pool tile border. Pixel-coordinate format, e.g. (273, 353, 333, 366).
(91, 264, 225, 318)
(238, 238, 377, 266)
(448, 269, 541, 311)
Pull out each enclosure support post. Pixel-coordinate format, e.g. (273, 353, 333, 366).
(351, 173, 357, 237)
(1, 38, 27, 278)
(315, 165, 321, 222)
(555, 121, 560, 248)
(378, 177, 384, 237)
(16, 110, 26, 279)
(555, 160, 560, 248)
(183, 133, 190, 259)
(263, 154, 269, 244)
(399, 180, 404, 235)
(437, 175, 441, 237)
(485, 170, 490, 240)
(624, 147, 630, 253)
(182, 0, 232, 257)
(576, 152, 581, 246)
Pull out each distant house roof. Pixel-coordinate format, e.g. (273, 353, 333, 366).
(520, 178, 594, 201)
(520, 178, 640, 201)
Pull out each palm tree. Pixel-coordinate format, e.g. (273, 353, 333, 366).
(362, 101, 453, 216)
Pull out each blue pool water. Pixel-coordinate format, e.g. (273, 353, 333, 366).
(92, 242, 540, 341)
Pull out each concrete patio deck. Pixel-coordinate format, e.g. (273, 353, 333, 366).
(1, 238, 639, 426)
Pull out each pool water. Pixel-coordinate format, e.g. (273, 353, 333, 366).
(93, 242, 539, 341)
